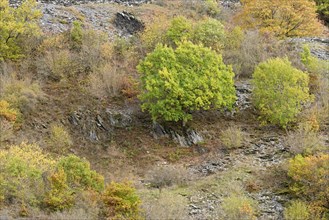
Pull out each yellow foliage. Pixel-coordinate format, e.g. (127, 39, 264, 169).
(288, 154, 329, 216)
(236, 0, 323, 38)
(0, 100, 18, 122)
(0, 0, 42, 60)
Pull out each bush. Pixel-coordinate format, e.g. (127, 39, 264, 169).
(44, 49, 73, 81)
(0, 119, 14, 142)
(252, 57, 311, 127)
(141, 190, 188, 220)
(89, 64, 128, 99)
(0, 76, 44, 118)
(0, 100, 18, 142)
(0, 0, 42, 60)
(284, 200, 310, 220)
(0, 143, 55, 206)
(222, 195, 257, 220)
(0, 100, 18, 122)
(101, 182, 142, 219)
(288, 154, 329, 215)
(285, 126, 325, 155)
(48, 124, 73, 154)
(220, 126, 249, 149)
(191, 18, 225, 52)
(140, 15, 170, 53)
(43, 168, 75, 212)
(70, 21, 83, 50)
(165, 16, 192, 46)
(145, 165, 189, 189)
(56, 155, 105, 192)
(138, 41, 236, 123)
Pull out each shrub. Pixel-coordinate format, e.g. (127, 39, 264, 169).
(284, 200, 310, 220)
(285, 126, 325, 155)
(140, 15, 170, 53)
(202, 0, 220, 17)
(222, 195, 257, 220)
(56, 154, 104, 192)
(0, 119, 14, 142)
(165, 16, 192, 46)
(70, 21, 83, 50)
(0, 0, 42, 60)
(288, 154, 329, 214)
(138, 41, 236, 123)
(48, 124, 73, 154)
(145, 165, 189, 189)
(220, 126, 249, 149)
(223, 30, 268, 78)
(0, 100, 18, 122)
(141, 190, 188, 220)
(191, 18, 225, 52)
(0, 143, 55, 206)
(101, 182, 142, 219)
(89, 64, 128, 99)
(0, 77, 44, 117)
(0, 100, 18, 142)
(0, 143, 106, 215)
(44, 49, 73, 81)
(236, 0, 322, 38)
(252, 57, 311, 127)
(43, 168, 75, 211)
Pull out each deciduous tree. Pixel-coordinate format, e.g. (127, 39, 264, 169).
(0, 0, 41, 60)
(236, 0, 322, 38)
(138, 41, 236, 123)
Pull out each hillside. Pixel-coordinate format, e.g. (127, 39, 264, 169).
(0, 0, 328, 219)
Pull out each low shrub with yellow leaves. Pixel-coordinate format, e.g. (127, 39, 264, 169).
(288, 154, 329, 218)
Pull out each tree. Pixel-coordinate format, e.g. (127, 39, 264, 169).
(236, 0, 322, 38)
(191, 18, 226, 52)
(138, 41, 236, 123)
(165, 16, 192, 46)
(252, 57, 311, 127)
(0, 0, 41, 60)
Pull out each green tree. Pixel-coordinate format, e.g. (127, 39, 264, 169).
(138, 41, 236, 123)
(252, 57, 311, 127)
(0, 0, 42, 60)
(191, 18, 226, 52)
(165, 16, 192, 46)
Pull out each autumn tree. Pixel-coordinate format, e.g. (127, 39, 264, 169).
(236, 0, 322, 38)
(0, 0, 42, 60)
(138, 41, 236, 123)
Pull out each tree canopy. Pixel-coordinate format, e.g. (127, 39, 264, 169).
(0, 0, 41, 60)
(236, 0, 323, 38)
(138, 41, 236, 123)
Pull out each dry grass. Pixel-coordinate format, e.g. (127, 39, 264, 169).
(145, 165, 189, 189)
(140, 189, 189, 220)
(220, 126, 249, 149)
(285, 126, 326, 155)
